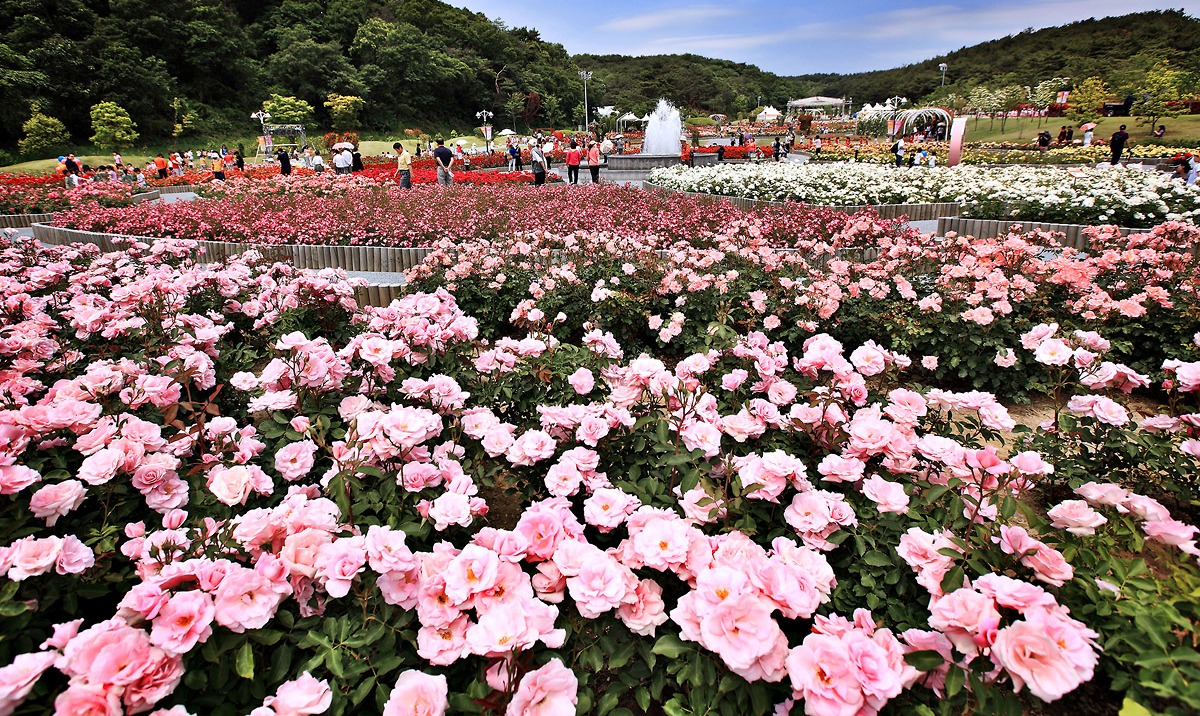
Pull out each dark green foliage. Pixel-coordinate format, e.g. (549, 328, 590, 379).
(797, 10, 1200, 105)
(2, 4, 1200, 149)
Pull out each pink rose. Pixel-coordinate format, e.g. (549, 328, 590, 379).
(567, 368, 594, 395)
(78, 448, 123, 485)
(1047, 500, 1107, 536)
(264, 672, 332, 716)
(0, 651, 57, 715)
(29, 479, 87, 525)
(383, 670, 448, 716)
(275, 440, 318, 481)
(0, 464, 40, 495)
(861, 475, 910, 514)
(150, 590, 215, 655)
(991, 616, 1092, 702)
(506, 658, 578, 716)
(54, 683, 123, 716)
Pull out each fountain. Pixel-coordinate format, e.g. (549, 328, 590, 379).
(643, 98, 683, 155)
(606, 98, 718, 184)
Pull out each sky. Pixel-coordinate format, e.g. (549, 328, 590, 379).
(449, 1, 1200, 75)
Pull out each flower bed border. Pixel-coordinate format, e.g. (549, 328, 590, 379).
(0, 190, 161, 228)
(936, 216, 1137, 249)
(31, 222, 412, 306)
(642, 180, 961, 220)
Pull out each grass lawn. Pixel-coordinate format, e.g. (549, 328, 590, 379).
(357, 135, 489, 156)
(0, 154, 155, 175)
(963, 114, 1200, 144)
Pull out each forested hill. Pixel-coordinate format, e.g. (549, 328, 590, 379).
(794, 10, 1200, 105)
(571, 53, 803, 118)
(0, 0, 585, 146)
(2, 2, 1200, 150)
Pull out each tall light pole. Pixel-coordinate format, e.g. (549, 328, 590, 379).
(939, 63, 948, 87)
(476, 109, 494, 153)
(579, 70, 592, 133)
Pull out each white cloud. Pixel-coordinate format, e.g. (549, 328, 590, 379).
(601, 6, 738, 31)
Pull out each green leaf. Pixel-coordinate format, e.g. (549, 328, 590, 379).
(235, 641, 255, 679)
(940, 566, 966, 594)
(903, 650, 945, 672)
(862, 550, 891, 567)
(944, 664, 965, 698)
(635, 687, 651, 712)
(652, 634, 690, 659)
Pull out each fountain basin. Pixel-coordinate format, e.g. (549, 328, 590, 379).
(605, 152, 718, 183)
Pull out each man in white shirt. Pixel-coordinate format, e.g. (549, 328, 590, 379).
(333, 149, 353, 175)
(893, 137, 905, 167)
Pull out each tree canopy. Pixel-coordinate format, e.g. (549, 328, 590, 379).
(1, 3, 1199, 150)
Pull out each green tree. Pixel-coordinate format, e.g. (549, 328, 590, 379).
(995, 84, 1027, 131)
(88, 101, 138, 149)
(1030, 77, 1070, 126)
(1131, 60, 1196, 130)
(262, 94, 314, 125)
(540, 94, 562, 129)
(1065, 76, 1110, 122)
(0, 44, 49, 144)
(18, 104, 69, 155)
(324, 93, 365, 131)
(504, 92, 525, 130)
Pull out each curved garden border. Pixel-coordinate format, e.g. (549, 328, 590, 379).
(936, 217, 1137, 250)
(32, 222, 412, 307)
(0, 190, 162, 229)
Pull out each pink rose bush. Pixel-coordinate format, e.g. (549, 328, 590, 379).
(0, 223, 1197, 716)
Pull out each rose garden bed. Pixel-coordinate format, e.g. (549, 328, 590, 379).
(0, 192, 1199, 716)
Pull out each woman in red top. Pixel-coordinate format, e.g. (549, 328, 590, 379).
(565, 141, 582, 184)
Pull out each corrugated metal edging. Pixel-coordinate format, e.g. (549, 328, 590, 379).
(936, 217, 1139, 249)
(353, 283, 404, 307)
(0, 213, 55, 229)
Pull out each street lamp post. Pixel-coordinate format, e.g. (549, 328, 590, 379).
(476, 109, 494, 153)
(251, 111, 271, 162)
(939, 63, 948, 87)
(579, 71, 592, 133)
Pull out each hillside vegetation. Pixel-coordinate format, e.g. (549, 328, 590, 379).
(796, 10, 1200, 105)
(2, 3, 1199, 153)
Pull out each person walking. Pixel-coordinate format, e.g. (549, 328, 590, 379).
(530, 143, 547, 186)
(153, 153, 169, 179)
(234, 150, 244, 172)
(1109, 124, 1129, 166)
(432, 138, 455, 186)
(892, 136, 905, 167)
(587, 140, 601, 184)
(277, 148, 291, 176)
(393, 142, 412, 188)
(210, 152, 225, 181)
(565, 140, 582, 184)
(507, 141, 518, 171)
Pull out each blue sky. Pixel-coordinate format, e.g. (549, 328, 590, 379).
(450, 1, 1200, 74)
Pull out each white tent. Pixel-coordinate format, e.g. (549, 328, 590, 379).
(616, 112, 640, 132)
(787, 96, 845, 109)
(756, 106, 782, 122)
